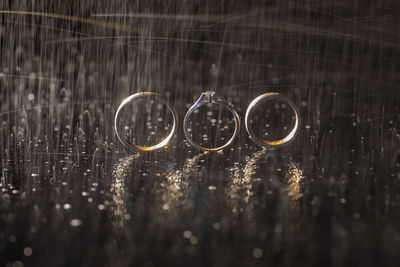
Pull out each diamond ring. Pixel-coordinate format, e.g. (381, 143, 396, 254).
(245, 92, 300, 149)
(114, 92, 178, 152)
(183, 91, 240, 151)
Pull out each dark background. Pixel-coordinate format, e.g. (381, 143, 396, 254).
(0, 0, 400, 266)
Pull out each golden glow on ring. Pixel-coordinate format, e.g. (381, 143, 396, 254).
(245, 92, 300, 148)
(114, 92, 177, 152)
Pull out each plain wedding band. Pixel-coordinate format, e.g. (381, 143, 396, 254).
(114, 92, 178, 152)
(245, 92, 300, 149)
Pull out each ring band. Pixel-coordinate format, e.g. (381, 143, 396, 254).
(245, 92, 300, 148)
(183, 91, 240, 151)
(114, 92, 178, 152)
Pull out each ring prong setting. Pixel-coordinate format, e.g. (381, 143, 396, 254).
(184, 91, 240, 151)
(198, 91, 223, 104)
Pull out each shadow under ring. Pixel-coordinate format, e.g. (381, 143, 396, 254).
(183, 91, 240, 151)
(245, 92, 300, 149)
(114, 92, 178, 152)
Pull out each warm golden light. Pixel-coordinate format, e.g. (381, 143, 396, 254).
(114, 92, 178, 152)
(245, 92, 300, 149)
(0, 10, 147, 35)
(110, 154, 140, 235)
(226, 148, 267, 215)
(160, 153, 207, 210)
(285, 162, 304, 201)
(285, 162, 304, 220)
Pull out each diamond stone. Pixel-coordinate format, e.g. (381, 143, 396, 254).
(199, 91, 223, 104)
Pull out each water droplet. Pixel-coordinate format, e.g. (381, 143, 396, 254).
(183, 230, 192, 239)
(253, 248, 263, 258)
(8, 235, 16, 243)
(27, 93, 34, 101)
(10, 261, 24, 267)
(213, 222, 221, 230)
(70, 219, 82, 227)
(23, 247, 33, 256)
(190, 236, 199, 245)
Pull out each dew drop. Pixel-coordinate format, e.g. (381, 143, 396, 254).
(23, 247, 33, 256)
(70, 219, 82, 227)
(253, 248, 263, 258)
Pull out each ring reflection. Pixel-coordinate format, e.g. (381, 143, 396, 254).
(110, 154, 140, 236)
(226, 149, 304, 221)
(160, 152, 207, 211)
(285, 161, 304, 218)
(226, 148, 267, 216)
